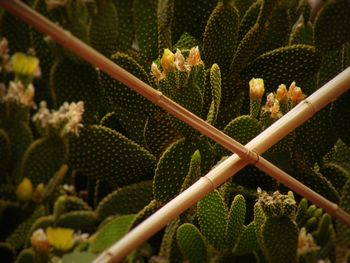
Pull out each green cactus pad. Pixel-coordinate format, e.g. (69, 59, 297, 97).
(336, 178, 350, 247)
(56, 210, 98, 234)
(331, 90, 350, 146)
(172, 0, 217, 42)
(1, 121, 33, 176)
(197, 190, 228, 250)
(19, 136, 68, 186)
(61, 252, 97, 263)
(158, 0, 174, 53)
(202, 2, 239, 70)
(133, 0, 158, 60)
(53, 195, 91, 221)
(292, 162, 340, 204)
(215, 115, 263, 158)
(294, 107, 337, 165)
(261, 216, 298, 263)
(153, 137, 214, 203)
(316, 213, 332, 246)
(112, 0, 134, 51)
(144, 110, 181, 158)
(319, 162, 349, 192)
(100, 112, 127, 136)
(226, 194, 246, 248)
(6, 206, 45, 250)
(158, 219, 183, 262)
(237, 1, 260, 41)
(173, 32, 201, 51)
(254, 6, 291, 56)
(14, 248, 36, 263)
(206, 64, 222, 125)
(233, 221, 258, 256)
(296, 198, 308, 226)
(176, 223, 209, 263)
(234, 0, 256, 18)
(289, 22, 314, 46)
(253, 202, 266, 251)
(69, 125, 156, 187)
(88, 214, 136, 253)
(50, 57, 102, 124)
(100, 52, 155, 116)
(0, 128, 10, 176)
(241, 45, 321, 93)
(90, 1, 119, 57)
(314, 0, 350, 52)
(96, 180, 153, 220)
(180, 150, 201, 193)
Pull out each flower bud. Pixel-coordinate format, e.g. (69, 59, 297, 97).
(31, 228, 50, 254)
(174, 49, 190, 72)
(46, 227, 75, 251)
(160, 49, 175, 73)
(188, 46, 202, 67)
(249, 78, 265, 100)
(276, 84, 288, 103)
(151, 62, 164, 84)
(16, 177, 33, 201)
(11, 52, 40, 78)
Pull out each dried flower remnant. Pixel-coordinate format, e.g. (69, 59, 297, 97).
(297, 227, 320, 256)
(151, 62, 164, 85)
(188, 46, 203, 67)
(174, 49, 190, 72)
(249, 78, 265, 100)
(0, 81, 35, 108)
(270, 100, 282, 119)
(0, 38, 11, 72)
(31, 228, 50, 254)
(32, 101, 84, 136)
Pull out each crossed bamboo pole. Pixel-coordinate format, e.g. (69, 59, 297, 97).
(1, 0, 349, 262)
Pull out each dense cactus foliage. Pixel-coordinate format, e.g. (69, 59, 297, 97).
(0, 0, 350, 262)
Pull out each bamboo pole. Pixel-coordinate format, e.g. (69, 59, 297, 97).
(1, 1, 349, 262)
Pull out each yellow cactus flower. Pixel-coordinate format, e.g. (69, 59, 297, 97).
(16, 177, 33, 201)
(249, 78, 265, 100)
(11, 52, 40, 78)
(160, 49, 175, 73)
(46, 227, 75, 251)
(288, 81, 305, 105)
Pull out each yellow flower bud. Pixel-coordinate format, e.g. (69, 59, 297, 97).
(288, 81, 305, 105)
(249, 78, 265, 100)
(160, 49, 175, 73)
(188, 46, 202, 67)
(276, 84, 288, 102)
(16, 177, 33, 201)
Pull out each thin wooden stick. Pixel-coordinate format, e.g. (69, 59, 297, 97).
(1, 1, 349, 262)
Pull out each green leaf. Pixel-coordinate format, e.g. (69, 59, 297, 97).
(197, 190, 228, 250)
(177, 223, 209, 263)
(89, 214, 136, 253)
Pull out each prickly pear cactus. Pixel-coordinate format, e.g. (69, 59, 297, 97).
(0, 0, 349, 262)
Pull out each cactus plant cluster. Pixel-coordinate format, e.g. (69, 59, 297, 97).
(0, 0, 350, 262)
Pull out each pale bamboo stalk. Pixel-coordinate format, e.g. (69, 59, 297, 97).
(2, 1, 349, 262)
(96, 67, 350, 263)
